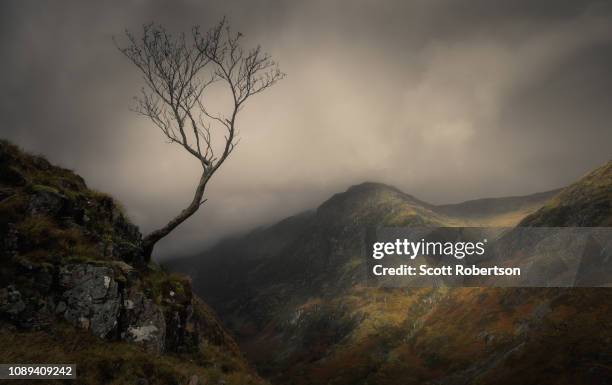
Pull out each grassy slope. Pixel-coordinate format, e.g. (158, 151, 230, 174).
(0, 140, 120, 266)
(0, 311, 259, 385)
(520, 161, 612, 226)
(0, 140, 266, 385)
(280, 162, 612, 385)
(437, 189, 561, 226)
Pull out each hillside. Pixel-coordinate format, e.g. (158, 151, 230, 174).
(176, 180, 562, 317)
(0, 140, 266, 385)
(173, 162, 612, 385)
(519, 161, 612, 226)
(437, 189, 561, 226)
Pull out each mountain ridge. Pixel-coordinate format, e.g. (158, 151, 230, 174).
(519, 160, 612, 227)
(171, 159, 612, 385)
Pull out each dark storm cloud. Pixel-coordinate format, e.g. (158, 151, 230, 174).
(1, 0, 611, 259)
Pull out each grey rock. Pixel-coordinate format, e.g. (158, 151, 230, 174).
(123, 290, 166, 353)
(0, 284, 53, 329)
(0, 285, 26, 315)
(27, 188, 65, 216)
(59, 264, 120, 338)
(55, 301, 67, 314)
(111, 260, 136, 276)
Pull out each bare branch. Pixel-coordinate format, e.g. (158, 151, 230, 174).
(115, 18, 284, 259)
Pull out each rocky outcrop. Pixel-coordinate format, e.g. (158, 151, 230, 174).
(0, 285, 26, 316)
(0, 140, 251, 361)
(2, 255, 181, 354)
(122, 289, 166, 353)
(0, 255, 245, 362)
(59, 264, 121, 339)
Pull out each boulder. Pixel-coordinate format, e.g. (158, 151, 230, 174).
(27, 187, 65, 216)
(59, 264, 121, 338)
(0, 285, 26, 316)
(122, 290, 166, 353)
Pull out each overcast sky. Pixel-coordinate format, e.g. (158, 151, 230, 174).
(2, 0, 611, 259)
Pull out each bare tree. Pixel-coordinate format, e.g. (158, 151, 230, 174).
(116, 19, 284, 260)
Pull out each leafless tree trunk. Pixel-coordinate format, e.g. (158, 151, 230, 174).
(115, 19, 284, 260)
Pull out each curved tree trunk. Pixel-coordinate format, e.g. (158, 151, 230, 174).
(142, 171, 210, 261)
(117, 20, 283, 262)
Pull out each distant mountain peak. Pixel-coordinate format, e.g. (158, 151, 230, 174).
(319, 181, 429, 213)
(345, 181, 403, 193)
